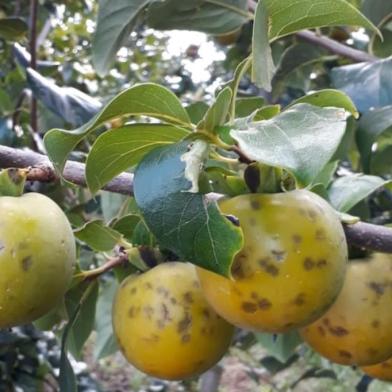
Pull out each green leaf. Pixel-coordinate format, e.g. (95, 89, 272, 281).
(266, 0, 380, 40)
(331, 58, 392, 112)
(371, 144, 392, 176)
(328, 174, 390, 212)
(311, 160, 339, 188)
(0, 17, 28, 41)
(186, 102, 209, 124)
(93, 0, 151, 76)
(86, 124, 189, 193)
(133, 141, 243, 276)
(94, 279, 119, 360)
(253, 104, 281, 120)
(235, 97, 265, 117)
(357, 106, 392, 172)
(74, 220, 122, 252)
(0, 168, 26, 197)
(252, 0, 276, 91)
(198, 87, 232, 132)
(112, 214, 141, 242)
(65, 281, 99, 359)
(256, 331, 302, 363)
(287, 89, 358, 118)
(231, 104, 347, 186)
(44, 83, 191, 173)
(146, 0, 249, 35)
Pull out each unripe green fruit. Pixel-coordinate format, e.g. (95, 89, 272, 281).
(0, 193, 75, 328)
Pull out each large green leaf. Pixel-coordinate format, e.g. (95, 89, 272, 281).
(0, 17, 28, 41)
(44, 83, 191, 173)
(74, 220, 122, 252)
(328, 174, 389, 212)
(266, 0, 380, 40)
(86, 124, 189, 193)
(331, 58, 392, 112)
(287, 89, 358, 118)
(231, 104, 347, 186)
(92, 0, 151, 76)
(146, 0, 249, 35)
(252, 0, 275, 91)
(133, 141, 243, 276)
(357, 106, 392, 172)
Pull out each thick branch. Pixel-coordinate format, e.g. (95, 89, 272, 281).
(0, 145, 391, 254)
(247, 0, 378, 63)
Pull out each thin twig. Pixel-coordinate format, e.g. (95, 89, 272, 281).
(81, 252, 129, 280)
(29, 0, 39, 137)
(0, 145, 391, 254)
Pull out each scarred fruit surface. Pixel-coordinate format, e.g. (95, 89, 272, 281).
(0, 193, 75, 328)
(197, 190, 348, 333)
(112, 262, 234, 380)
(301, 253, 392, 366)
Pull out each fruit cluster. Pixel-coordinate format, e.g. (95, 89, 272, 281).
(1, 190, 392, 383)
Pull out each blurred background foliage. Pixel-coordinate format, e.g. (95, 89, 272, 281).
(0, 0, 392, 391)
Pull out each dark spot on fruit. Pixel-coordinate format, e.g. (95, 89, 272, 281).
(192, 280, 200, 288)
(144, 282, 153, 290)
(183, 291, 193, 304)
(250, 199, 261, 210)
(292, 293, 306, 306)
(195, 360, 205, 368)
(307, 209, 318, 221)
(317, 259, 327, 268)
(225, 214, 240, 226)
(143, 334, 160, 343)
(368, 281, 385, 296)
(271, 250, 286, 262)
(143, 305, 154, 319)
(202, 308, 210, 319)
(367, 348, 378, 356)
(259, 258, 279, 276)
(292, 234, 302, 244)
(322, 318, 330, 326)
(303, 258, 315, 270)
(329, 325, 349, 336)
(128, 307, 136, 318)
(21, 256, 33, 271)
(170, 297, 177, 305)
(338, 350, 352, 359)
(257, 298, 272, 310)
(382, 362, 392, 369)
(242, 302, 257, 313)
(177, 312, 192, 334)
(160, 303, 171, 322)
(251, 291, 258, 300)
(318, 326, 326, 336)
(156, 286, 170, 297)
(298, 208, 307, 216)
(181, 334, 191, 343)
(371, 320, 380, 328)
(130, 287, 137, 295)
(315, 229, 326, 241)
(208, 326, 215, 335)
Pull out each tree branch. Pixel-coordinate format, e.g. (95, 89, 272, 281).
(0, 145, 391, 254)
(247, 0, 378, 63)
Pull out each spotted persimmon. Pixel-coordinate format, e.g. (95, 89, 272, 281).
(112, 262, 234, 380)
(0, 193, 75, 328)
(300, 253, 392, 366)
(197, 190, 348, 333)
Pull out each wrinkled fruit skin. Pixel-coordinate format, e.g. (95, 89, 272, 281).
(197, 190, 348, 333)
(0, 193, 75, 328)
(300, 253, 392, 366)
(361, 357, 392, 382)
(112, 262, 234, 380)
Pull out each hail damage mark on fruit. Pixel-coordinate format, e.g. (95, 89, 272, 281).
(128, 306, 136, 318)
(339, 350, 352, 359)
(292, 234, 302, 244)
(258, 258, 279, 276)
(21, 256, 33, 271)
(156, 286, 170, 297)
(257, 298, 272, 310)
(183, 291, 193, 304)
(144, 282, 153, 290)
(181, 334, 191, 343)
(292, 293, 306, 306)
(372, 320, 380, 328)
(271, 249, 286, 262)
(177, 312, 192, 334)
(130, 287, 137, 295)
(328, 325, 349, 336)
(367, 348, 378, 356)
(318, 326, 326, 336)
(368, 282, 385, 296)
(241, 302, 257, 313)
(303, 257, 315, 270)
(315, 229, 326, 241)
(250, 199, 261, 210)
(317, 259, 327, 268)
(143, 305, 154, 320)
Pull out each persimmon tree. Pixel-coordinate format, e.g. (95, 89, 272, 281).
(1, 0, 392, 391)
